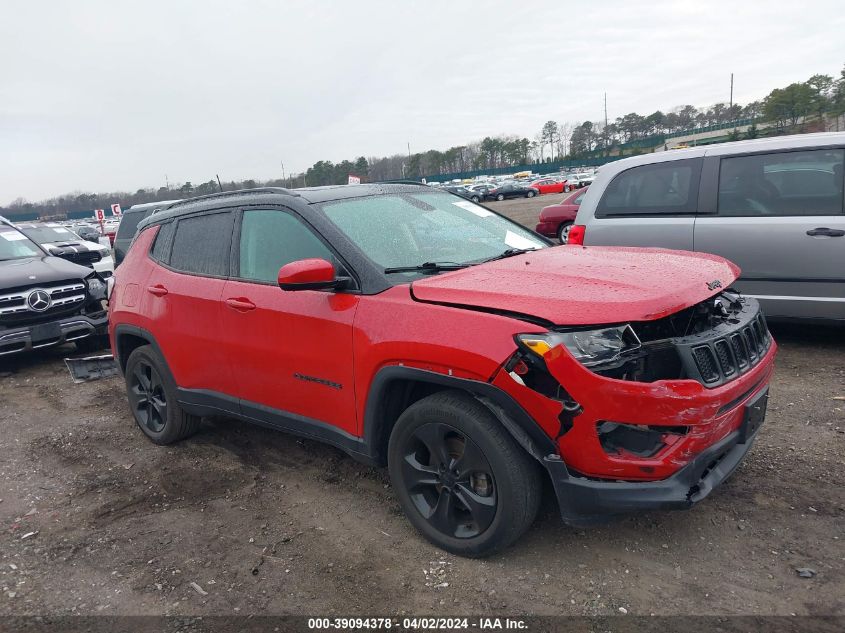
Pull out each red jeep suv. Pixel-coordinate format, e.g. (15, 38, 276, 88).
(109, 184, 776, 556)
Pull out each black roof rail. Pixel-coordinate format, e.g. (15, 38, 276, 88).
(165, 187, 300, 210)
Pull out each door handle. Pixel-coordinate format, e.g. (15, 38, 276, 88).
(146, 284, 168, 297)
(806, 227, 845, 237)
(225, 297, 256, 312)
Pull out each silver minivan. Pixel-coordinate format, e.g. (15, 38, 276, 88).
(571, 132, 845, 322)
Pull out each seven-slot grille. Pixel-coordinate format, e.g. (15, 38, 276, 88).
(691, 313, 771, 384)
(0, 282, 87, 318)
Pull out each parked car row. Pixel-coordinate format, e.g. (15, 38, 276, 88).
(430, 167, 597, 201)
(444, 182, 540, 201)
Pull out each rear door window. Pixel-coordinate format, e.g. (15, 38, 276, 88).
(596, 158, 702, 217)
(717, 149, 844, 216)
(169, 212, 234, 277)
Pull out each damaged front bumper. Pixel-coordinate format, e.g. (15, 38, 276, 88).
(544, 386, 767, 525)
(490, 301, 777, 525)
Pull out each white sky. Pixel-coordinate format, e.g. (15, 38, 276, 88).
(2, 0, 843, 203)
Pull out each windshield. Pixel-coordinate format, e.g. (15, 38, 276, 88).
(319, 191, 547, 277)
(20, 225, 80, 244)
(0, 228, 44, 260)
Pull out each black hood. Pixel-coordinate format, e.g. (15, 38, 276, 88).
(0, 255, 92, 288)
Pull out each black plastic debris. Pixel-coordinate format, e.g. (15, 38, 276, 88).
(64, 354, 119, 383)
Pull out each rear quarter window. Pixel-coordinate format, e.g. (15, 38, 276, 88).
(149, 222, 175, 264)
(596, 158, 702, 218)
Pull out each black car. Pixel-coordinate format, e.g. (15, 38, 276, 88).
(74, 225, 103, 243)
(485, 183, 540, 201)
(443, 186, 482, 203)
(0, 217, 109, 355)
(113, 199, 181, 266)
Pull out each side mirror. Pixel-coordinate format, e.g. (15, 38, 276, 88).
(278, 258, 347, 291)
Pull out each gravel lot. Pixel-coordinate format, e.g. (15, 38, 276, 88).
(0, 195, 843, 618)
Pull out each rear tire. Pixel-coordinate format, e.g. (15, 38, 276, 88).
(557, 221, 574, 244)
(388, 391, 542, 557)
(471, 196, 480, 203)
(526, 190, 535, 198)
(124, 345, 201, 445)
(564, 185, 571, 193)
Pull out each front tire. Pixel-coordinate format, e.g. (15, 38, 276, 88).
(388, 391, 542, 557)
(124, 345, 201, 445)
(496, 194, 505, 201)
(471, 196, 480, 203)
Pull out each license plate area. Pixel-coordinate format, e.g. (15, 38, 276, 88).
(30, 322, 63, 345)
(739, 388, 768, 444)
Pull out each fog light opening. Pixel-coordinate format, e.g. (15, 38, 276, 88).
(597, 422, 686, 458)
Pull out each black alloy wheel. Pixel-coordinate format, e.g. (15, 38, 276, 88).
(129, 360, 167, 434)
(400, 422, 497, 539)
(387, 391, 542, 556)
(124, 344, 201, 444)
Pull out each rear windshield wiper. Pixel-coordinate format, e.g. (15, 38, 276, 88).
(479, 247, 537, 263)
(384, 261, 469, 274)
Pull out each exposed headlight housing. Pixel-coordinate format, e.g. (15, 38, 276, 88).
(518, 325, 641, 367)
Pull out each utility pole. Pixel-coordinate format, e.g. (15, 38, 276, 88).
(216, 174, 223, 192)
(280, 160, 286, 186)
(729, 73, 734, 113)
(604, 92, 609, 153)
(165, 174, 169, 190)
(604, 92, 608, 128)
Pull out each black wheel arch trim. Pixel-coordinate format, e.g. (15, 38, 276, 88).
(363, 366, 558, 466)
(113, 324, 173, 376)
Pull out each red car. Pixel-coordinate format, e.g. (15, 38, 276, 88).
(535, 186, 589, 243)
(529, 178, 566, 195)
(110, 184, 776, 557)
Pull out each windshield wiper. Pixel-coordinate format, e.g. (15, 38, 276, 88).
(384, 261, 469, 274)
(480, 247, 537, 263)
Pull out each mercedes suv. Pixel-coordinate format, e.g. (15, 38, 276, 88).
(0, 217, 109, 356)
(109, 184, 776, 556)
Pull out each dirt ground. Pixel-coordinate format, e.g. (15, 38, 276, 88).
(0, 196, 843, 619)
